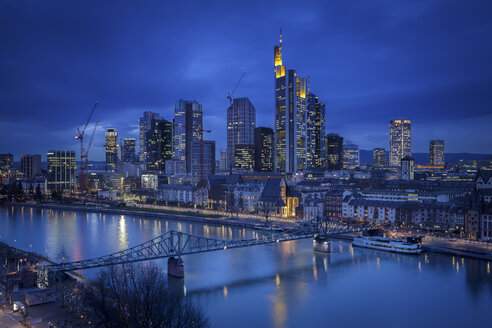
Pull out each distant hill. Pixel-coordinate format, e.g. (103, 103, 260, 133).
(360, 150, 492, 165)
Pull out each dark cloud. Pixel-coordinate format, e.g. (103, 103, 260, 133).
(0, 0, 491, 160)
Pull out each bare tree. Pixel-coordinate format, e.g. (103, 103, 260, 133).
(83, 263, 209, 328)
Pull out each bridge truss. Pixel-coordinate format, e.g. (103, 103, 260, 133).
(39, 218, 364, 275)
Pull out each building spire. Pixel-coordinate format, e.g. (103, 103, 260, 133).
(279, 25, 282, 47)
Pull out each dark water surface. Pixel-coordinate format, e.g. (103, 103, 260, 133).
(1, 206, 491, 328)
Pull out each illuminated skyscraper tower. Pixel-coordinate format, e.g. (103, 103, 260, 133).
(429, 140, 445, 166)
(173, 100, 203, 173)
(227, 97, 256, 170)
(306, 91, 325, 169)
(105, 128, 118, 168)
(274, 28, 307, 172)
(389, 119, 411, 166)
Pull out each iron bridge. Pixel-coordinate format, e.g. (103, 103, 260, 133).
(38, 217, 365, 274)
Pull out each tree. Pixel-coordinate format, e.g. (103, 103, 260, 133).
(84, 263, 209, 328)
(17, 181, 23, 196)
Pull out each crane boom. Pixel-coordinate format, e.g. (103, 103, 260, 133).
(227, 71, 247, 104)
(81, 101, 99, 137)
(86, 121, 99, 155)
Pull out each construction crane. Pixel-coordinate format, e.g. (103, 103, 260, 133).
(75, 101, 99, 193)
(226, 71, 247, 105)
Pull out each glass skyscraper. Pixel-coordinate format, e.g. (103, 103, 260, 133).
(254, 127, 275, 172)
(274, 29, 307, 173)
(123, 138, 137, 164)
(429, 140, 444, 166)
(343, 144, 360, 169)
(306, 92, 325, 169)
(105, 128, 118, 168)
(373, 148, 386, 167)
(325, 133, 344, 171)
(145, 118, 173, 172)
(139, 111, 162, 163)
(227, 97, 255, 170)
(173, 100, 203, 174)
(389, 119, 411, 166)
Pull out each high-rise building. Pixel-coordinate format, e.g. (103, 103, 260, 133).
(234, 144, 255, 172)
(105, 128, 118, 168)
(254, 127, 275, 172)
(123, 138, 137, 164)
(227, 98, 256, 170)
(145, 118, 173, 172)
(20, 154, 41, 178)
(373, 148, 386, 167)
(191, 140, 215, 182)
(325, 133, 344, 171)
(139, 111, 163, 162)
(47, 150, 76, 192)
(0, 154, 13, 169)
(401, 156, 415, 181)
(389, 119, 411, 166)
(173, 100, 203, 173)
(306, 92, 326, 169)
(219, 149, 228, 172)
(343, 144, 360, 169)
(274, 29, 307, 172)
(429, 140, 445, 166)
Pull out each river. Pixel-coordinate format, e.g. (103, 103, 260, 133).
(0, 205, 491, 328)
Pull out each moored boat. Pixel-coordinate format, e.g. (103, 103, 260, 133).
(352, 235, 422, 255)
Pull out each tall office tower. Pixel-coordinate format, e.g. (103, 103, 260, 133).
(401, 156, 415, 181)
(234, 144, 255, 172)
(139, 111, 163, 162)
(254, 127, 275, 172)
(274, 29, 307, 172)
(227, 98, 256, 170)
(191, 140, 215, 181)
(47, 150, 76, 192)
(145, 118, 173, 172)
(20, 154, 41, 178)
(306, 92, 326, 169)
(123, 138, 137, 164)
(219, 149, 228, 172)
(325, 133, 344, 170)
(105, 128, 118, 168)
(343, 144, 360, 169)
(0, 154, 13, 169)
(174, 100, 203, 173)
(389, 119, 411, 166)
(372, 148, 386, 167)
(429, 140, 445, 166)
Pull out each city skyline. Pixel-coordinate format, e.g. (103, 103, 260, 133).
(1, 1, 492, 160)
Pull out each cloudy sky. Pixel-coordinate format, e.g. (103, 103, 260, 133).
(1, 0, 491, 161)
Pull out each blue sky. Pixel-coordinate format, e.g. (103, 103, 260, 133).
(1, 0, 491, 160)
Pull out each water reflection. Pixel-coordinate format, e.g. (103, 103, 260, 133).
(1, 205, 492, 328)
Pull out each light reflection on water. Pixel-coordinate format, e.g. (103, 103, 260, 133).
(0, 206, 491, 328)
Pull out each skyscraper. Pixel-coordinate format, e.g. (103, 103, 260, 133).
(234, 144, 255, 172)
(429, 140, 445, 166)
(47, 150, 76, 192)
(343, 144, 360, 169)
(306, 92, 326, 169)
(227, 97, 256, 170)
(254, 127, 275, 172)
(0, 154, 13, 169)
(123, 138, 137, 164)
(274, 29, 307, 172)
(191, 140, 215, 181)
(145, 118, 173, 172)
(372, 148, 386, 167)
(173, 100, 203, 173)
(139, 111, 163, 162)
(105, 128, 118, 168)
(389, 119, 411, 166)
(325, 133, 344, 170)
(20, 154, 41, 178)
(219, 149, 228, 172)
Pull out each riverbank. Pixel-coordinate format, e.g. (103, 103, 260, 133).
(6, 202, 296, 230)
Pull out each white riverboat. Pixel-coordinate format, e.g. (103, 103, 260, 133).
(352, 236, 422, 255)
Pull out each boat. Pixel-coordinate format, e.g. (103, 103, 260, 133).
(352, 235, 422, 255)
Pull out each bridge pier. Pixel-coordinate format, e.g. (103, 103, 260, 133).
(313, 235, 331, 253)
(167, 257, 184, 278)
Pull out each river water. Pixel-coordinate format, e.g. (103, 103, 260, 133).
(0, 205, 491, 328)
